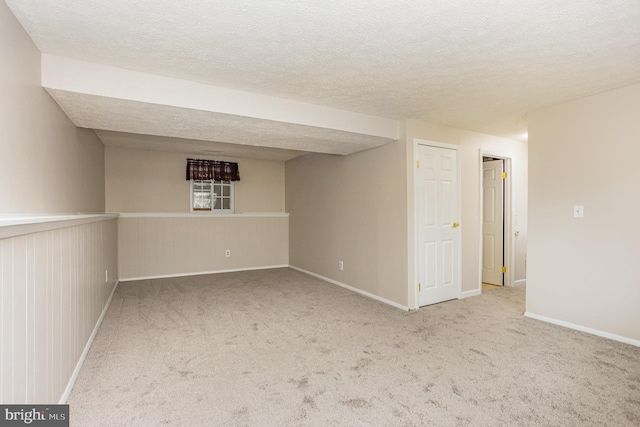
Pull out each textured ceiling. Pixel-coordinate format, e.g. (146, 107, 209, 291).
(7, 0, 640, 155)
(48, 89, 392, 156)
(95, 131, 306, 162)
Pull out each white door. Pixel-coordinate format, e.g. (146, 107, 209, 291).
(417, 145, 460, 306)
(482, 159, 504, 285)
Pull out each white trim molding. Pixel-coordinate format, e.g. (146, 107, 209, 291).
(60, 281, 120, 403)
(524, 312, 640, 348)
(120, 265, 289, 282)
(461, 289, 481, 299)
(514, 279, 527, 286)
(116, 212, 289, 218)
(290, 266, 409, 311)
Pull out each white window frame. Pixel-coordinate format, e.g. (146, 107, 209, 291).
(190, 180, 234, 214)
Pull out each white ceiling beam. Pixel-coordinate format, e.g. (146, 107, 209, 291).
(41, 54, 399, 141)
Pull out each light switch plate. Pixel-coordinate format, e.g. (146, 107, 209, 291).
(573, 205, 584, 218)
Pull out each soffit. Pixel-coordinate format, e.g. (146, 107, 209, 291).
(7, 0, 640, 148)
(47, 89, 392, 156)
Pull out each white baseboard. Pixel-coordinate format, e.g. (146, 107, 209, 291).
(524, 312, 640, 348)
(461, 289, 481, 298)
(60, 280, 120, 404)
(289, 266, 409, 311)
(514, 279, 527, 286)
(119, 265, 290, 282)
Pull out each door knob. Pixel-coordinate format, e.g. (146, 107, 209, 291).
(452, 222, 459, 228)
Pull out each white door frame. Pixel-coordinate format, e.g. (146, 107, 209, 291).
(413, 139, 462, 307)
(481, 159, 505, 285)
(478, 150, 514, 289)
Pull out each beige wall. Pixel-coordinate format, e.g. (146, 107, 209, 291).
(527, 83, 640, 342)
(286, 140, 409, 306)
(404, 119, 528, 306)
(118, 215, 288, 280)
(105, 146, 285, 213)
(286, 118, 527, 309)
(0, 2, 105, 214)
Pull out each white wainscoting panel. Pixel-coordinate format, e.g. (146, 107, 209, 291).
(118, 214, 289, 280)
(0, 217, 118, 404)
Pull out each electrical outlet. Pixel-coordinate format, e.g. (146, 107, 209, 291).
(225, 249, 231, 257)
(339, 261, 344, 271)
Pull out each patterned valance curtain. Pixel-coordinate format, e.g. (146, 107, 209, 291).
(186, 159, 240, 181)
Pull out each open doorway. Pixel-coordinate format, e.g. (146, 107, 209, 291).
(481, 154, 512, 292)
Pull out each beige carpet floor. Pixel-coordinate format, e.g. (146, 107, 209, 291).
(68, 268, 640, 426)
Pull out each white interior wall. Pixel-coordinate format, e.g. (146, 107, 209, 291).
(527, 82, 640, 344)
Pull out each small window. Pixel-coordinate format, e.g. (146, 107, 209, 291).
(190, 180, 234, 213)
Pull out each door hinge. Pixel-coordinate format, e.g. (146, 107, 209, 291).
(417, 160, 420, 168)
(502, 172, 507, 179)
(418, 283, 421, 291)
(502, 266, 507, 273)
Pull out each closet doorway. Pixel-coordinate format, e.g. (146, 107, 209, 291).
(482, 156, 505, 288)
